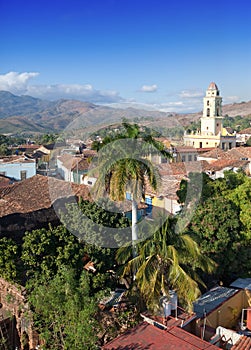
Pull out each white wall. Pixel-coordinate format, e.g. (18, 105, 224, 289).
(164, 197, 181, 214)
(56, 158, 71, 181)
(0, 160, 36, 180)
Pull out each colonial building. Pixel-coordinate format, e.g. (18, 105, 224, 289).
(184, 82, 236, 150)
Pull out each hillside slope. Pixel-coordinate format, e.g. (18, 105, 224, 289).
(0, 90, 250, 134)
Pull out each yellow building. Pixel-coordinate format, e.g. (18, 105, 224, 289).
(184, 82, 236, 150)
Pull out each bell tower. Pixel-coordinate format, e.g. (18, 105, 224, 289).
(201, 82, 223, 136)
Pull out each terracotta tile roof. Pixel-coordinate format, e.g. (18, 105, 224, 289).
(144, 161, 209, 199)
(232, 146, 251, 159)
(198, 149, 226, 159)
(82, 149, 97, 157)
(141, 309, 196, 329)
(231, 335, 251, 349)
(176, 146, 198, 153)
(0, 155, 35, 164)
(71, 158, 90, 171)
(204, 158, 249, 172)
(238, 128, 251, 135)
(158, 161, 208, 176)
(145, 174, 185, 199)
(0, 175, 91, 217)
(196, 147, 217, 153)
(102, 322, 219, 349)
(0, 175, 17, 188)
(57, 154, 92, 171)
(200, 147, 251, 161)
(15, 144, 40, 150)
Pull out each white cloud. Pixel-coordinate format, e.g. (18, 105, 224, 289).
(0, 71, 123, 103)
(224, 95, 239, 103)
(139, 84, 158, 92)
(0, 71, 39, 94)
(178, 90, 204, 99)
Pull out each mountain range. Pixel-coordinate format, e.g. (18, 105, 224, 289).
(0, 90, 251, 135)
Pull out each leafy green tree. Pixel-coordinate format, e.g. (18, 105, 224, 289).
(188, 197, 241, 281)
(116, 217, 215, 311)
(0, 238, 18, 282)
(60, 198, 130, 248)
(228, 175, 251, 238)
(60, 198, 131, 291)
(177, 172, 214, 205)
(29, 266, 99, 349)
(0, 143, 10, 156)
(21, 225, 84, 281)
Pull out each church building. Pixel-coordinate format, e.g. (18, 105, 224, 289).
(183, 82, 236, 150)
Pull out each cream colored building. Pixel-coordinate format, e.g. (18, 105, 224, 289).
(184, 82, 236, 150)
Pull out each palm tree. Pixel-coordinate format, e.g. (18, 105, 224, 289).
(91, 122, 171, 248)
(116, 216, 216, 311)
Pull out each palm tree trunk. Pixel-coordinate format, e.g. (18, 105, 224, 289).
(131, 198, 138, 244)
(131, 198, 138, 280)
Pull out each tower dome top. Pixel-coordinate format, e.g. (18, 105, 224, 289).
(208, 82, 219, 90)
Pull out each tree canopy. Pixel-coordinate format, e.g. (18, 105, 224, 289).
(29, 266, 99, 350)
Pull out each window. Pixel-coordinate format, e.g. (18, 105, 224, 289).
(145, 197, 152, 205)
(181, 155, 186, 162)
(229, 142, 232, 150)
(20, 170, 27, 181)
(194, 155, 197, 161)
(126, 192, 131, 200)
(188, 155, 192, 161)
(207, 100, 210, 106)
(207, 108, 210, 117)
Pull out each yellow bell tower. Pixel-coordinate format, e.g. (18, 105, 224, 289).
(201, 82, 223, 136)
(183, 82, 236, 150)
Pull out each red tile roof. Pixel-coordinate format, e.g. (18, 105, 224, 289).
(102, 322, 219, 349)
(176, 146, 198, 153)
(158, 161, 208, 176)
(238, 128, 251, 135)
(0, 175, 91, 217)
(0, 175, 16, 188)
(231, 335, 251, 349)
(0, 155, 35, 164)
(200, 147, 251, 161)
(57, 154, 92, 171)
(203, 158, 249, 172)
(198, 149, 226, 160)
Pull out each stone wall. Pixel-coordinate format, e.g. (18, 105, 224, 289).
(0, 278, 39, 350)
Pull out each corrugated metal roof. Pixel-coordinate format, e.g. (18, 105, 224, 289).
(193, 286, 239, 318)
(230, 278, 251, 291)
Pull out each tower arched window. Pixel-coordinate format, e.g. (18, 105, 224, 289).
(207, 100, 209, 106)
(207, 108, 210, 117)
(217, 107, 220, 116)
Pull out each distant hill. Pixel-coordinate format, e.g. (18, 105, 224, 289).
(0, 90, 250, 135)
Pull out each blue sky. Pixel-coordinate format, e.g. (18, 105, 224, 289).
(0, 0, 250, 112)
